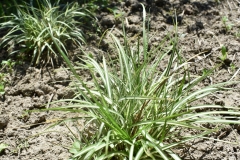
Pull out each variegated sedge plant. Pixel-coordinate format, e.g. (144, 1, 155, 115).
(46, 4, 240, 160)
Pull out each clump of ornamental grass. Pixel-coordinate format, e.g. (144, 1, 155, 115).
(0, 0, 90, 66)
(46, 4, 240, 160)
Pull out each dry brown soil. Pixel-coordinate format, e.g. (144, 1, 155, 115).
(1, 0, 240, 159)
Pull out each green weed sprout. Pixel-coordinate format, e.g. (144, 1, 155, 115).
(0, 143, 8, 153)
(107, 7, 123, 20)
(46, 4, 240, 160)
(1, 59, 15, 72)
(0, 0, 89, 66)
(82, 0, 110, 11)
(220, 45, 228, 61)
(230, 63, 236, 72)
(222, 16, 233, 32)
(0, 60, 10, 95)
(215, 0, 219, 3)
(0, 59, 16, 95)
(0, 83, 4, 95)
(0, 73, 6, 95)
(235, 32, 240, 38)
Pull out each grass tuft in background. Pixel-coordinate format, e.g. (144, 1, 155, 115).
(0, 0, 91, 66)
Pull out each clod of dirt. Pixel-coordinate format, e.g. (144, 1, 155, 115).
(32, 95, 50, 108)
(127, 15, 142, 24)
(127, 24, 141, 34)
(125, 0, 141, 11)
(0, 115, 9, 129)
(0, 94, 5, 102)
(27, 113, 46, 126)
(184, 4, 197, 15)
(187, 20, 204, 33)
(6, 82, 55, 97)
(54, 69, 70, 85)
(56, 87, 75, 99)
(20, 84, 35, 97)
(155, 0, 171, 9)
(101, 15, 115, 27)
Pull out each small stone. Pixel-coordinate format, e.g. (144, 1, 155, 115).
(0, 115, 9, 129)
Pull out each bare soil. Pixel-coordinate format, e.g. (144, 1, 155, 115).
(1, 0, 240, 159)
